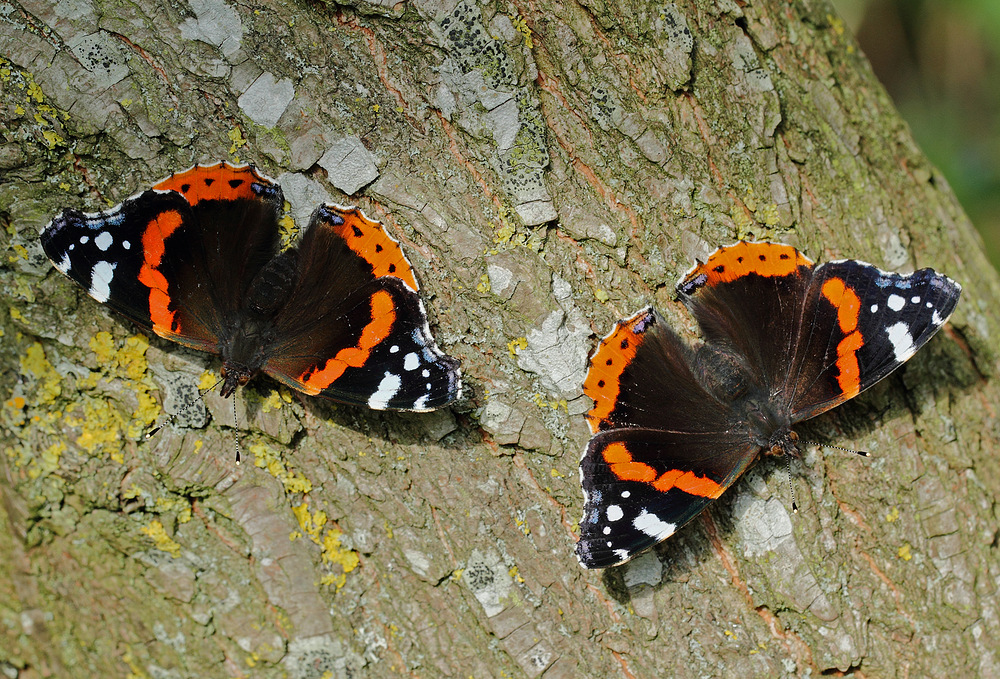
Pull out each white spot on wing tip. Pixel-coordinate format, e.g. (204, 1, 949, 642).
(94, 231, 113, 252)
(368, 372, 402, 409)
(89, 260, 117, 303)
(403, 352, 420, 371)
(885, 321, 916, 361)
(55, 253, 72, 274)
(606, 505, 623, 522)
(887, 294, 905, 312)
(633, 510, 676, 539)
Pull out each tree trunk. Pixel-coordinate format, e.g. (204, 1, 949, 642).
(2, 0, 998, 676)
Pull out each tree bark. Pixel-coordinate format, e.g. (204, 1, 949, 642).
(2, 0, 998, 676)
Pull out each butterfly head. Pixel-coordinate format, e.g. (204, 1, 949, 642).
(220, 364, 253, 398)
(766, 428, 800, 458)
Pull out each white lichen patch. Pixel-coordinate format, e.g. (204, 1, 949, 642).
(277, 172, 334, 230)
(733, 494, 793, 558)
(515, 275, 591, 398)
(486, 262, 515, 297)
(462, 549, 513, 618)
(318, 137, 380, 196)
(68, 32, 129, 88)
(179, 0, 244, 57)
(656, 4, 695, 90)
(434, 0, 555, 225)
(238, 71, 294, 128)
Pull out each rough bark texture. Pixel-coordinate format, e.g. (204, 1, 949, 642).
(1, 0, 998, 677)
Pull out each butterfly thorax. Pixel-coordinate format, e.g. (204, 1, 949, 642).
(694, 344, 793, 455)
(219, 318, 276, 397)
(218, 252, 299, 397)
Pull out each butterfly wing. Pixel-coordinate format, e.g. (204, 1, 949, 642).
(675, 241, 815, 397)
(261, 205, 461, 410)
(40, 162, 285, 353)
(578, 427, 756, 569)
(577, 308, 755, 568)
(785, 260, 962, 420)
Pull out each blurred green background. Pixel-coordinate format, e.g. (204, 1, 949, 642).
(833, 0, 1000, 270)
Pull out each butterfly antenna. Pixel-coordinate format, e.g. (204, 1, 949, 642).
(785, 452, 798, 514)
(802, 440, 869, 457)
(145, 377, 222, 439)
(232, 394, 242, 466)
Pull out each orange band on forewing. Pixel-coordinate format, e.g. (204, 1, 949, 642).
(652, 468, 724, 498)
(327, 208, 419, 291)
(136, 210, 184, 335)
(297, 290, 397, 394)
(602, 441, 723, 498)
(821, 277, 861, 333)
(583, 313, 648, 432)
(602, 442, 657, 483)
(821, 277, 864, 398)
(832, 330, 863, 398)
(680, 242, 812, 289)
(154, 163, 273, 205)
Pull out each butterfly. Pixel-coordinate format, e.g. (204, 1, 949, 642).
(41, 162, 462, 420)
(576, 241, 961, 568)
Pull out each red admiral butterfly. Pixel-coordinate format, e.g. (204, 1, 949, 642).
(577, 241, 961, 569)
(41, 162, 461, 413)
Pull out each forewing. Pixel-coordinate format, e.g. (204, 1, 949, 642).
(577, 427, 756, 569)
(262, 205, 461, 410)
(786, 260, 961, 420)
(40, 162, 285, 353)
(583, 308, 736, 434)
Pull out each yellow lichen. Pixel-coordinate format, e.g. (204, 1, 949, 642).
(198, 371, 217, 390)
(261, 390, 285, 413)
(228, 126, 247, 155)
(21, 342, 61, 404)
(898, 543, 913, 561)
(77, 398, 126, 462)
(155, 497, 193, 524)
(89, 331, 117, 365)
(251, 442, 313, 494)
(320, 528, 359, 589)
(509, 14, 534, 49)
(36, 441, 65, 477)
(3, 395, 27, 427)
(507, 337, 527, 356)
(292, 503, 327, 543)
(141, 520, 182, 557)
(531, 393, 568, 412)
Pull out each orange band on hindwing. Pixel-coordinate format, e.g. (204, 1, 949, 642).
(154, 163, 275, 205)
